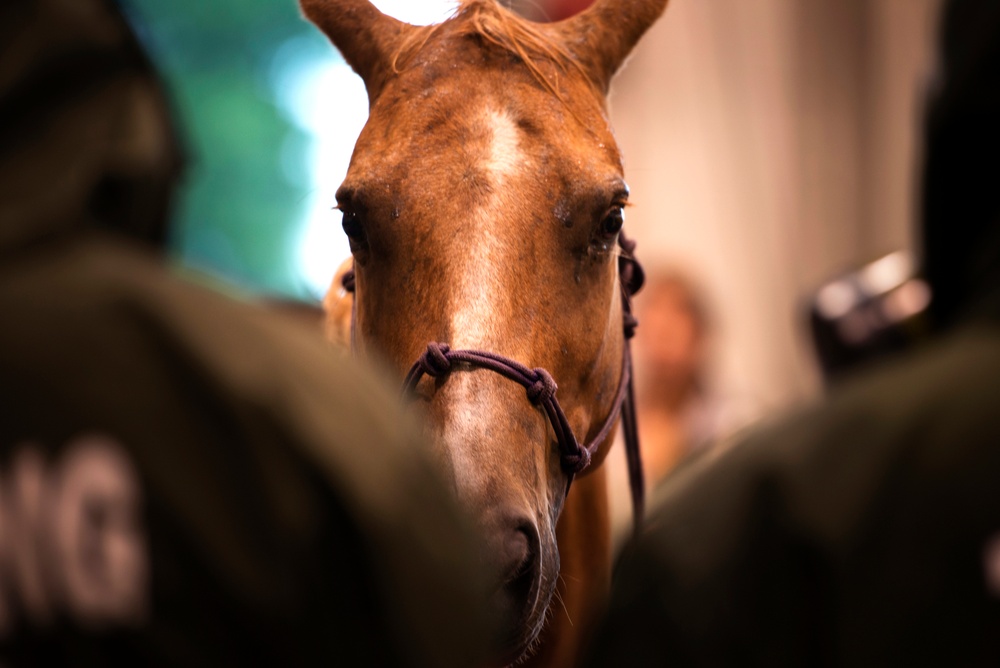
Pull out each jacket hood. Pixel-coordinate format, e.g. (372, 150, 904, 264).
(0, 0, 182, 253)
(921, 0, 1000, 328)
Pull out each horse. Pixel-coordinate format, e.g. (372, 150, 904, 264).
(301, 0, 668, 664)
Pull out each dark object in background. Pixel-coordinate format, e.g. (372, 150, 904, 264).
(922, 0, 1000, 330)
(808, 251, 931, 383)
(0, 0, 183, 250)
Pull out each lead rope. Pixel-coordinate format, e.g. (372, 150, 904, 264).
(618, 234, 646, 531)
(342, 234, 646, 531)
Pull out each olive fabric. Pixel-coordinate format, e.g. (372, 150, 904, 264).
(586, 324, 1000, 666)
(0, 235, 492, 667)
(0, 0, 492, 665)
(586, 0, 1000, 665)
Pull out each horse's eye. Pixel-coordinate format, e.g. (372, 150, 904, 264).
(341, 209, 365, 241)
(600, 206, 624, 237)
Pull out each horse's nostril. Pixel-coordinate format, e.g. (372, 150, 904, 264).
(485, 518, 539, 592)
(485, 518, 543, 660)
(501, 527, 532, 585)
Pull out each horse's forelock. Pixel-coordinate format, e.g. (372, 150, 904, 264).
(391, 1, 593, 99)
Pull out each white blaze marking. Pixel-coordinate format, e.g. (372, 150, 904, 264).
(450, 107, 521, 350)
(483, 108, 521, 181)
(443, 107, 523, 496)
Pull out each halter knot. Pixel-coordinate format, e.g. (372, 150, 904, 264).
(420, 342, 452, 377)
(526, 368, 557, 405)
(341, 268, 356, 293)
(618, 234, 645, 298)
(619, 257, 645, 298)
(618, 235, 637, 256)
(561, 449, 592, 474)
(623, 312, 639, 340)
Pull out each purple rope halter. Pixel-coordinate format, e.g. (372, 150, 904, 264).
(343, 235, 647, 528)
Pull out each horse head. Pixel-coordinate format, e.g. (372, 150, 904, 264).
(302, 0, 666, 660)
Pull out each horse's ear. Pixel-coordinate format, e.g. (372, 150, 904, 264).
(553, 0, 670, 93)
(300, 0, 414, 99)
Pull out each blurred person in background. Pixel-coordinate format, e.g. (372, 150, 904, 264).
(585, 0, 1000, 665)
(631, 271, 757, 479)
(633, 272, 713, 481)
(609, 271, 759, 548)
(0, 0, 492, 664)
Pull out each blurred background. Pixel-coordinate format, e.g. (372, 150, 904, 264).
(120, 0, 454, 300)
(122, 0, 943, 415)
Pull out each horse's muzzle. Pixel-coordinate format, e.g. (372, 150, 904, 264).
(482, 513, 544, 661)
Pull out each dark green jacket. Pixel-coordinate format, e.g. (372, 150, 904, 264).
(588, 324, 1000, 666)
(0, 234, 491, 667)
(0, 0, 491, 665)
